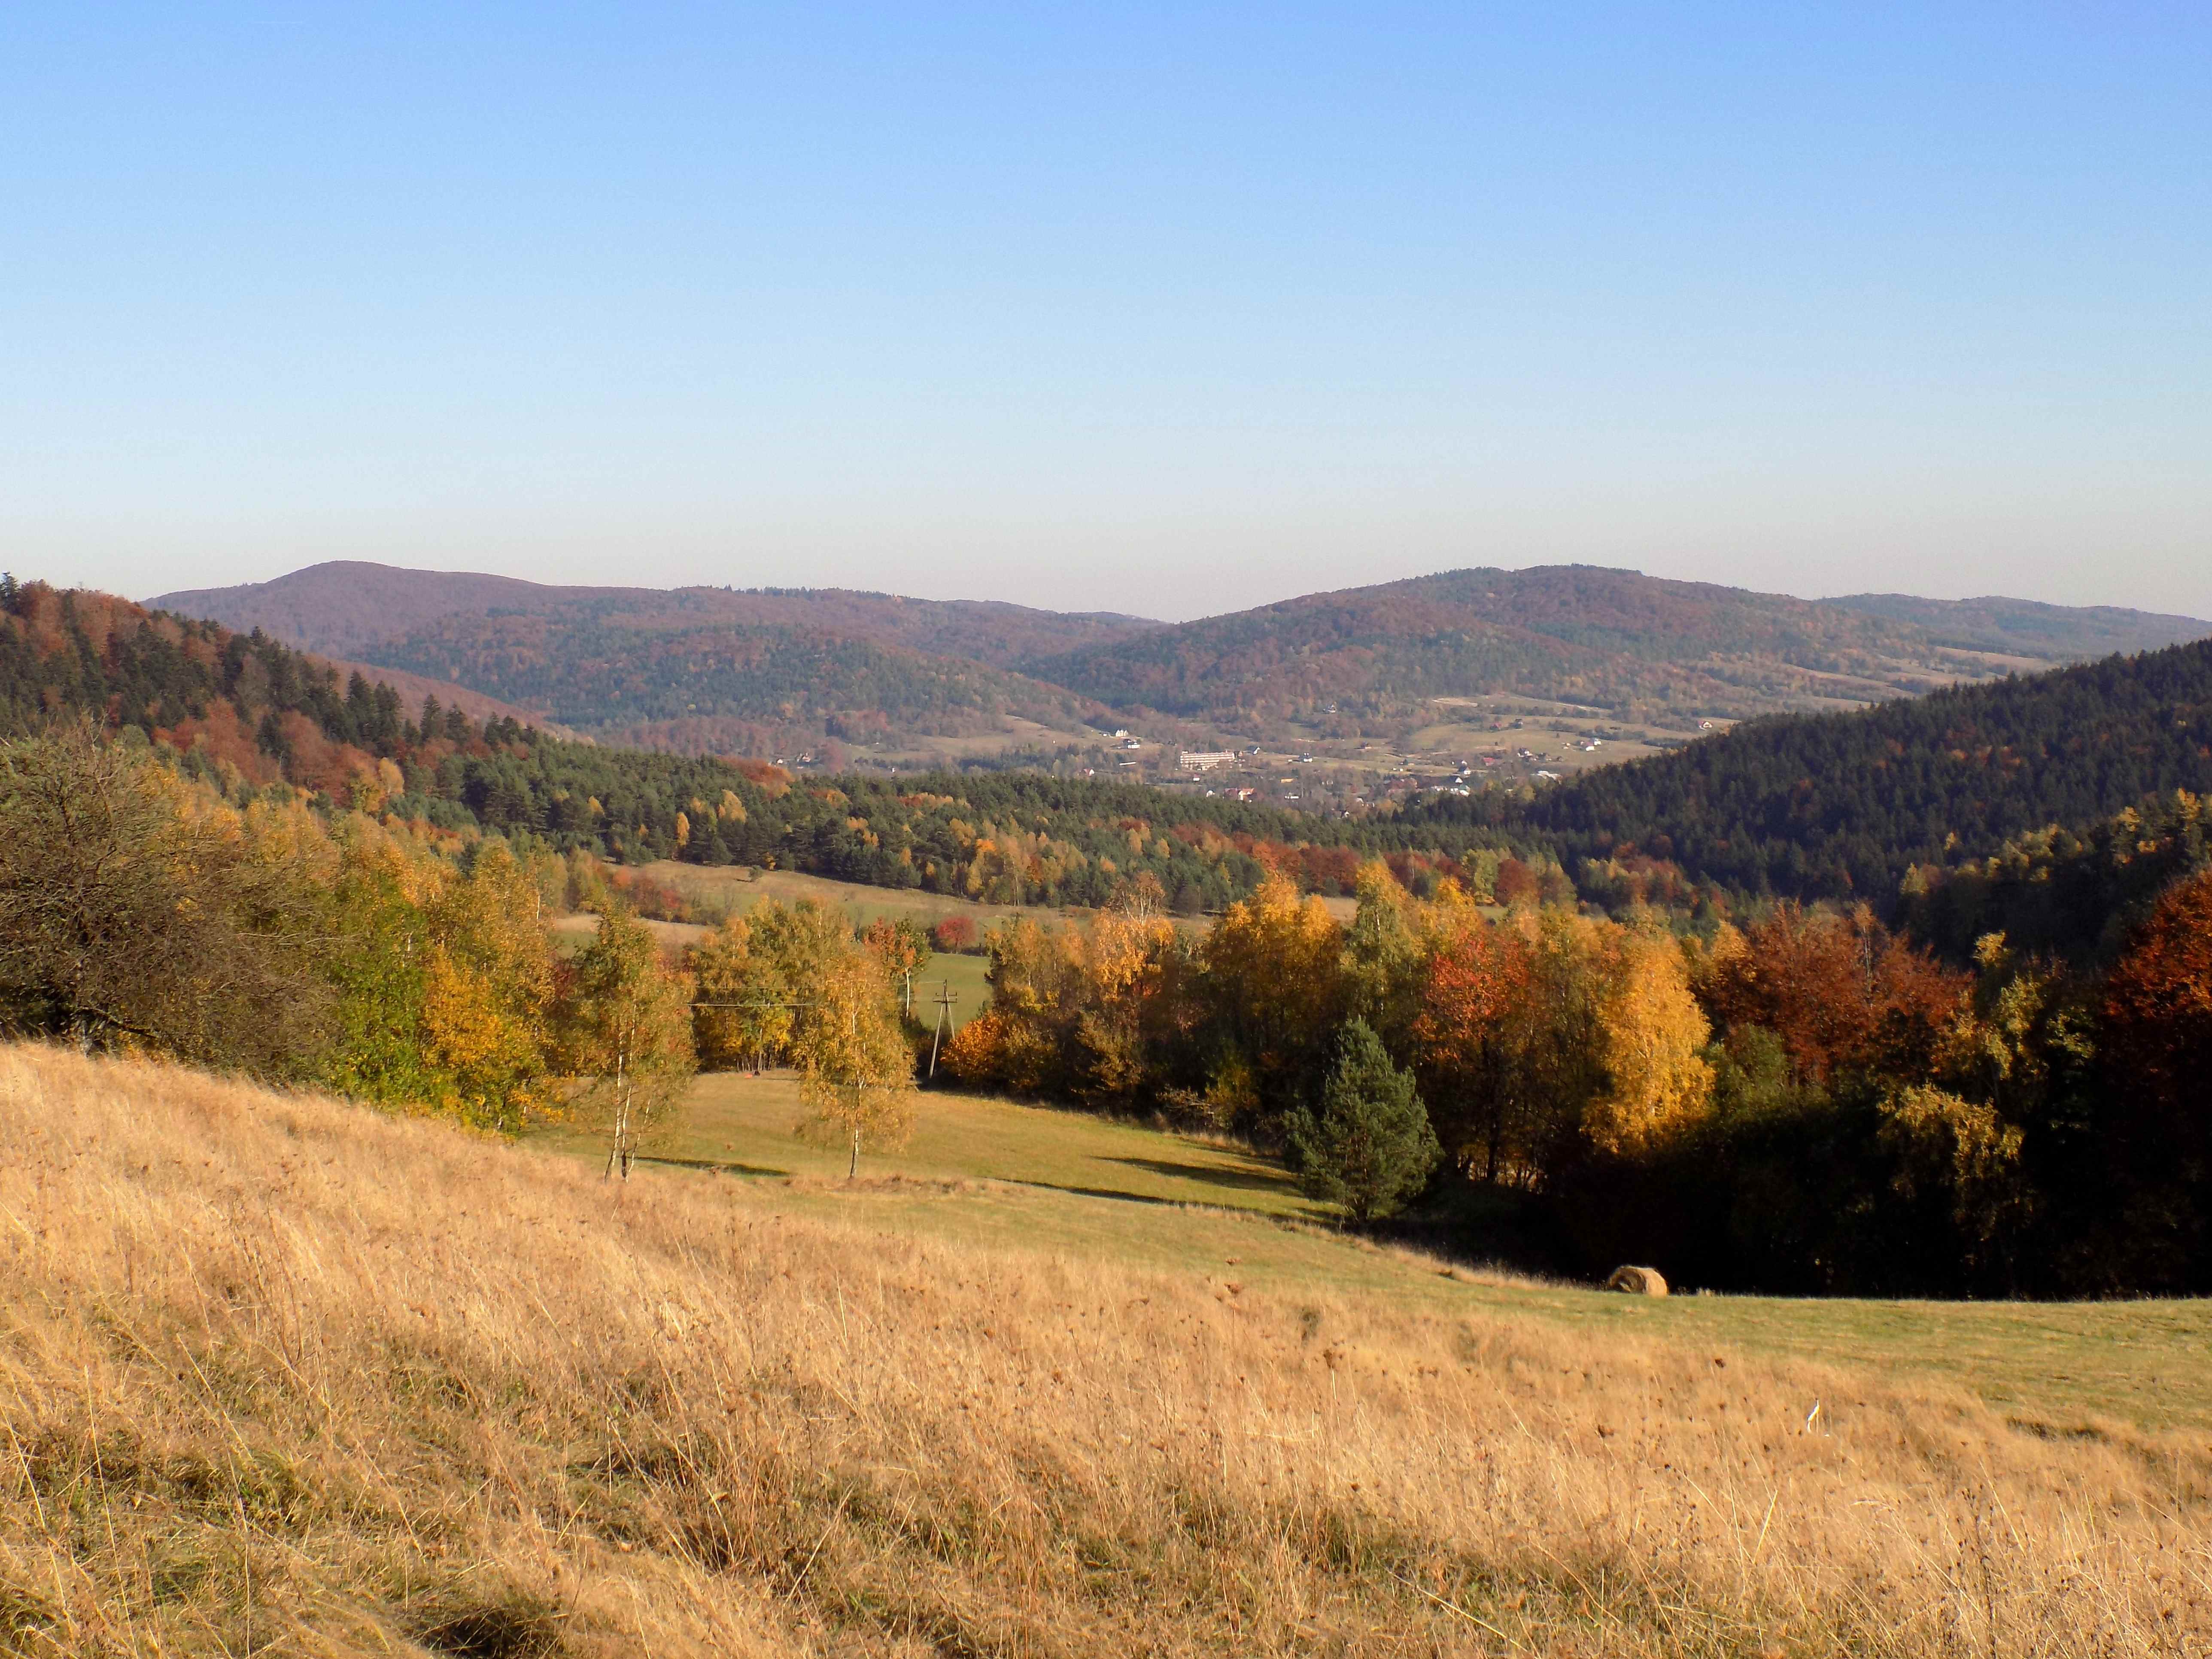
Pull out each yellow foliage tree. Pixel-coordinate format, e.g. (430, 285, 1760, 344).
(1201, 874, 1345, 1117)
(416, 842, 556, 1130)
(687, 913, 794, 1072)
(1585, 928, 1714, 1156)
(788, 938, 916, 1178)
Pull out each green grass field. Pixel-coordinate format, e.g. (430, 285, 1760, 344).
(553, 866, 1006, 1026)
(533, 1071, 2212, 1443)
(643, 861, 1291, 934)
(647, 862, 1051, 931)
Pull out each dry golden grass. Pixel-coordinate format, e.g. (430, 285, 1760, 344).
(3, 1045, 2208, 1656)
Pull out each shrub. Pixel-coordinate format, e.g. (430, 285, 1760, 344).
(931, 915, 981, 954)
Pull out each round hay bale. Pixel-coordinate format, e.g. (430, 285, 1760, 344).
(1605, 1264, 1668, 1297)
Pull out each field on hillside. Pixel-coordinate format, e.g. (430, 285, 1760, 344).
(8, 1046, 2210, 1656)
(647, 861, 1260, 931)
(553, 1070, 2212, 1440)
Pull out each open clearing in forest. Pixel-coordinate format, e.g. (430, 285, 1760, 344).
(654, 860, 1289, 929)
(536, 1070, 2212, 1440)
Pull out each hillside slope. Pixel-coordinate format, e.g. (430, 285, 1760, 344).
(154, 560, 2211, 759)
(1411, 634, 2212, 905)
(2, 576, 1519, 910)
(1018, 565, 2165, 735)
(1821, 592, 2211, 660)
(152, 561, 1156, 755)
(151, 559, 1159, 670)
(4, 1044, 2198, 1656)
(362, 608, 1112, 756)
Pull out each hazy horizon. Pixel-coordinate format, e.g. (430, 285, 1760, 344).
(135, 553, 2212, 630)
(7, 6, 2207, 622)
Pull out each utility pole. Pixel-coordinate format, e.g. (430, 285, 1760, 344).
(927, 981, 958, 1079)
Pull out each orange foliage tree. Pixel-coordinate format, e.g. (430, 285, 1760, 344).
(1697, 903, 1964, 1084)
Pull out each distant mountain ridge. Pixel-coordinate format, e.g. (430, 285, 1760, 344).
(1016, 565, 1981, 727)
(150, 561, 1159, 666)
(150, 560, 2212, 759)
(1817, 592, 2212, 660)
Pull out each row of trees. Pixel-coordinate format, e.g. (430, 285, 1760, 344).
(942, 862, 2212, 1296)
(0, 725, 924, 1173)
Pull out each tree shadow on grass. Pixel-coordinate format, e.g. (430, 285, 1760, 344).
(635, 1153, 792, 1178)
(1099, 1155, 1297, 1196)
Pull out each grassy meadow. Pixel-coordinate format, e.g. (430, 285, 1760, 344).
(634, 860, 1294, 942)
(554, 1069, 2212, 1442)
(6, 1045, 2210, 1656)
(550, 866, 1009, 1028)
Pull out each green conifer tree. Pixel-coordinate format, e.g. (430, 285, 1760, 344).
(1286, 1018, 1441, 1221)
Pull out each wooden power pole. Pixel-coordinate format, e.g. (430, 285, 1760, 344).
(927, 981, 958, 1079)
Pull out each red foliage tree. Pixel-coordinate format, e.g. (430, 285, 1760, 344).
(2097, 869, 2212, 1278)
(1492, 858, 1541, 908)
(1699, 903, 1965, 1084)
(930, 915, 980, 954)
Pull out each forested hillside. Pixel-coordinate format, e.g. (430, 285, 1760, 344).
(24, 569, 2212, 937)
(153, 562, 1164, 755)
(3, 577, 1517, 912)
(1896, 790, 2209, 965)
(154, 561, 2209, 759)
(152, 562, 1158, 670)
(1820, 592, 2210, 659)
(1410, 637, 2212, 908)
(364, 607, 1110, 754)
(1016, 565, 2177, 733)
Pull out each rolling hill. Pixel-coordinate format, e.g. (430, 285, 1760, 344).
(15, 565, 2212, 934)
(151, 560, 1158, 673)
(154, 561, 2210, 760)
(152, 561, 1158, 757)
(1819, 592, 2212, 660)
(1016, 565, 2212, 734)
(358, 606, 1114, 759)
(1410, 633, 2212, 908)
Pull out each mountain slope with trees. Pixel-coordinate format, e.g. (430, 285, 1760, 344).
(151, 559, 2210, 756)
(1410, 636, 2212, 908)
(2, 576, 1523, 913)
(152, 560, 1159, 672)
(361, 607, 1114, 756)
(1015, 565, 2209, 734)
(1819, 592, 2211, 660)
(23, 569, 2212, 927)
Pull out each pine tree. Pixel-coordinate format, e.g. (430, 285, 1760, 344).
(1287, 1018, 1440, 1222)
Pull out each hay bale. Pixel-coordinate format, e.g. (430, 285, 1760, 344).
(1605, 1264, 1668, 1297)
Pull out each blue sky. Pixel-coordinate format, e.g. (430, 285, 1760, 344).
(4, 4, 2207, 619)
